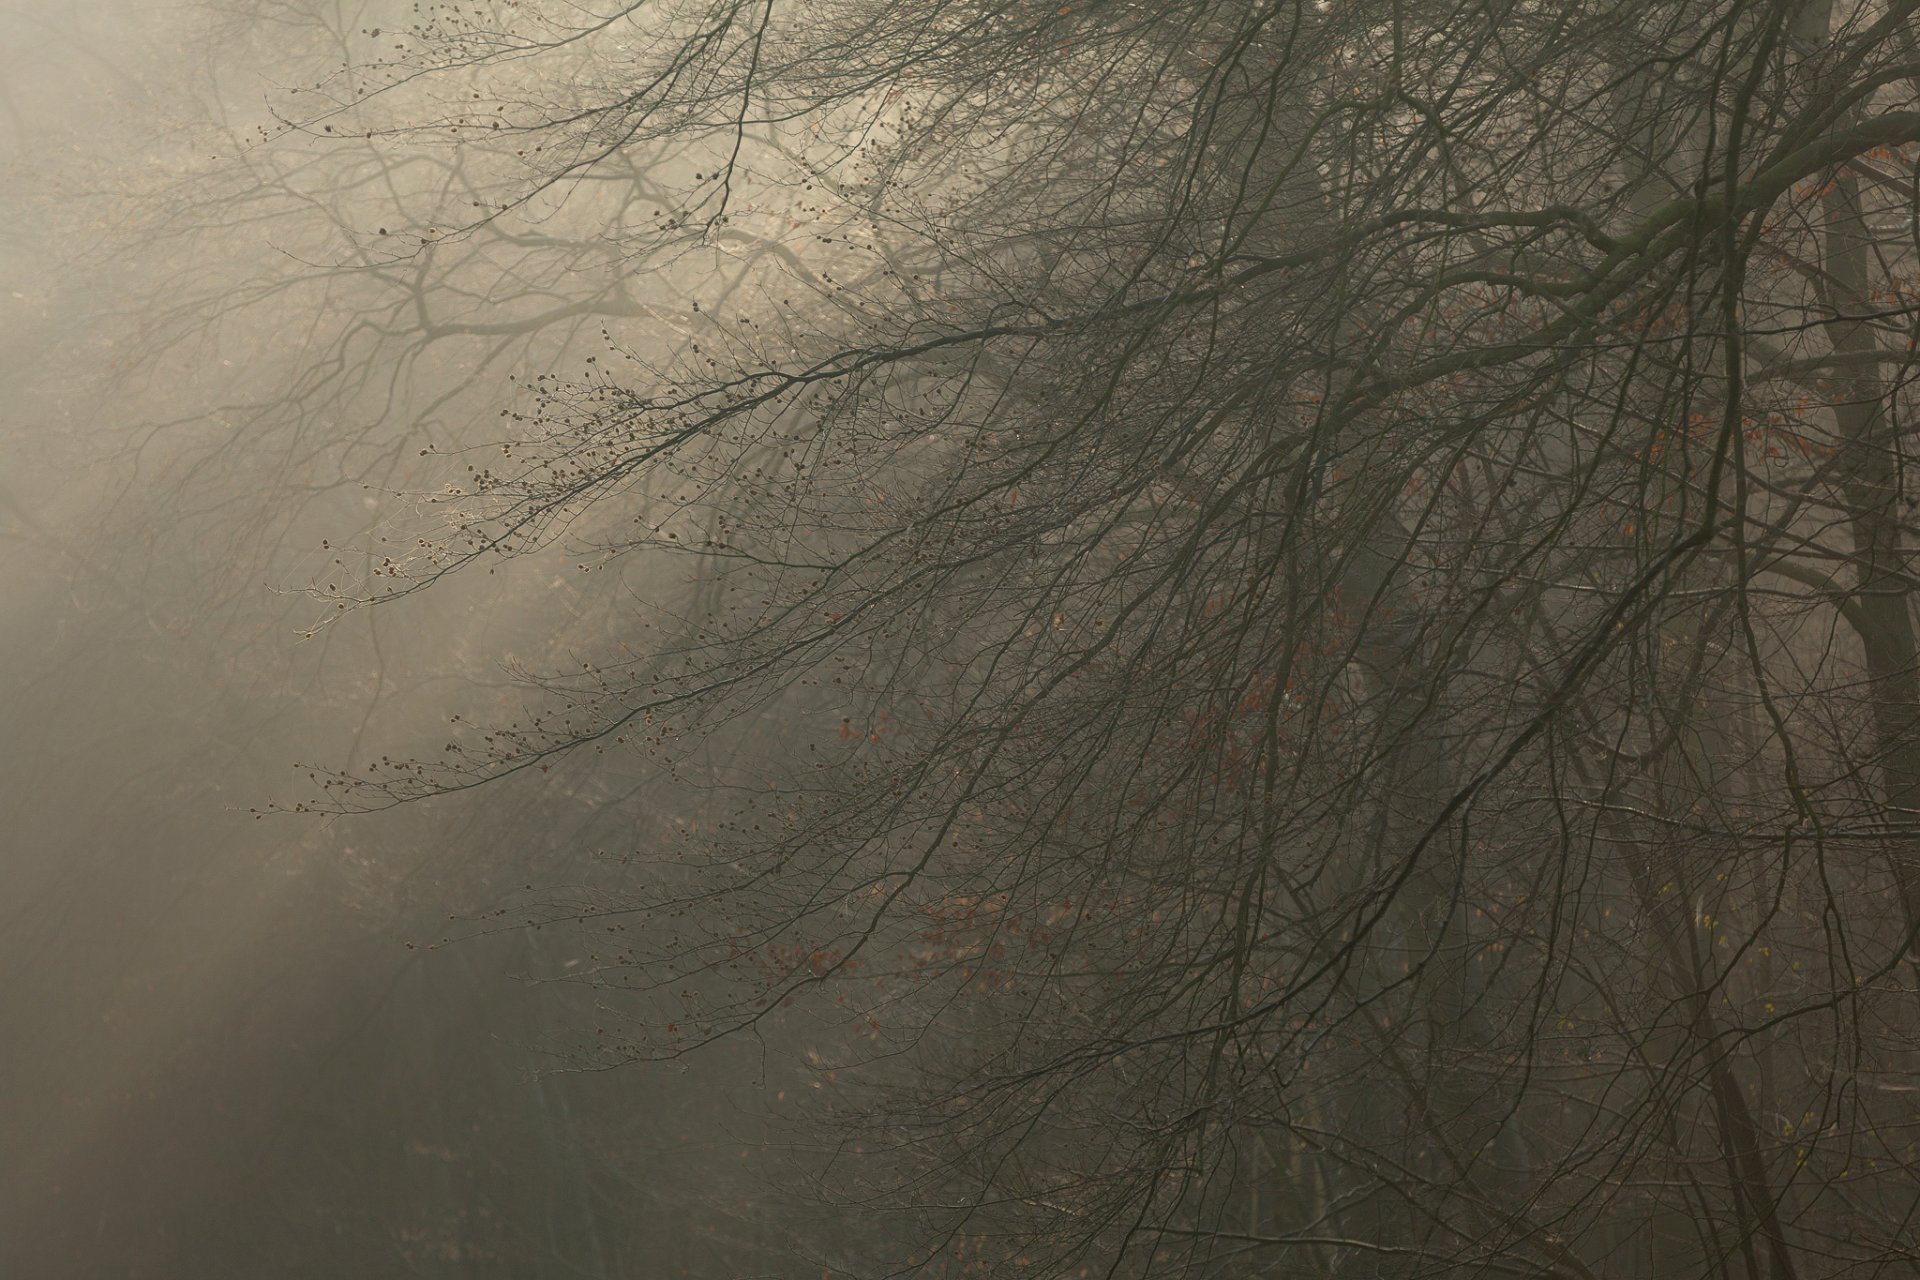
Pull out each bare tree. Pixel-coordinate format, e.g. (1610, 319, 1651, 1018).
(258, 0, 1920, 1276)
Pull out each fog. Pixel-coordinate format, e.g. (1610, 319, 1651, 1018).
(0, 5, 777, 1273)
(6, 2, 1920, 1277)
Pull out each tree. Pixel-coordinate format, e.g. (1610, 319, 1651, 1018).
(280, 0, 1920, 1276)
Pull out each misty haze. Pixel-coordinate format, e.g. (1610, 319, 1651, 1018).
(4, 1, 1920, 1277)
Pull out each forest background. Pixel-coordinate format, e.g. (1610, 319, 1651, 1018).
(3, 2, 1919, 1279)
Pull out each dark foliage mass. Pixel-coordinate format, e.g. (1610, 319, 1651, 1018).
(7, 0, 1920, 1276)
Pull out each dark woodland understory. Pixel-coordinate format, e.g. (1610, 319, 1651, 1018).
(4, 0, 1920, 1276)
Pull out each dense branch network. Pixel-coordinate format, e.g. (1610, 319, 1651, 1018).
(267, 1, 1920, 1277)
